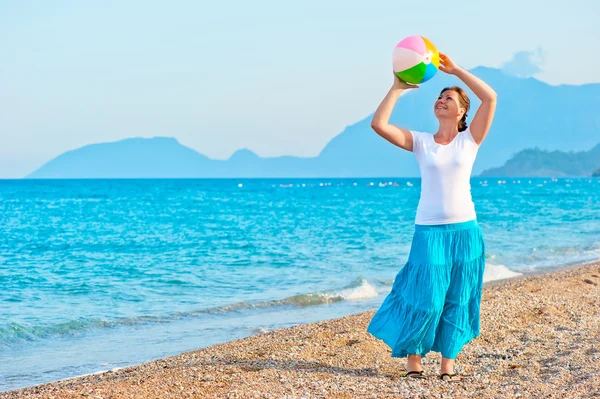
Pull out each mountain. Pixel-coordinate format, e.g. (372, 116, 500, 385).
(479, 144, 600, 177)
(594, 169, 600, 177)
(28, 137, 212, 179)
(27, 67, 600, 178)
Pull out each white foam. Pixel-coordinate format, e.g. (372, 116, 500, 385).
(252, 327, 270, 335)
(341, 280, 379, 301)
(483, 263, 522, 283)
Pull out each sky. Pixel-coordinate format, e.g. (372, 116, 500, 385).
(1, 0, 599, 178)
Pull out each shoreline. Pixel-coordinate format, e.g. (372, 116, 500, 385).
(2, 260, 600, 398)
(482, 258, 600, 288)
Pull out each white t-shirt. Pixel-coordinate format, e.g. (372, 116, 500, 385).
(409, 128, 479, 225)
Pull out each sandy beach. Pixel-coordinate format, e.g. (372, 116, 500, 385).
(2, 261, 599, 399)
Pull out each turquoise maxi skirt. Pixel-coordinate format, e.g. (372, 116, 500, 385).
(366, 220, 485, 359)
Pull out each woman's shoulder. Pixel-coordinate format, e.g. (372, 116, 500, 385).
(409, 130, 433, 154)
(462, 127, 480, 148)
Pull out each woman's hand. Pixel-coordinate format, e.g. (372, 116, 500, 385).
(392, 72, 419, 90)
(439, 52, 462, 75)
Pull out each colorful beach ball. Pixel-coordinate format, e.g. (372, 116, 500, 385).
(393, 36, 440, 84)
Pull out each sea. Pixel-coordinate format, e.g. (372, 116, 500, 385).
(1, 177, 599, 391)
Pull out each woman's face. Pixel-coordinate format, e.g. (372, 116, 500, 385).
(434, 90, 465, 121)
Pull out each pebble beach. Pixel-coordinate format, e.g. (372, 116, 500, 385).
(2, 261, 599, 398)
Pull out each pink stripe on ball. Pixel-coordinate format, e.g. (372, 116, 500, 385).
(395, 35, 426, 55)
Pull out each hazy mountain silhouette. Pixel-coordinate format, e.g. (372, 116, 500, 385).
(28, 137, 212, 178)
(27, 67, 600, 178)
(480, 143, 600, 177)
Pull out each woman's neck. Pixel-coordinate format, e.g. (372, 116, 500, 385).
(435, 122, 459, 143)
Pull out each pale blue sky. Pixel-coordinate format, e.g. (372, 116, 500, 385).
(1, 0, 598, 177)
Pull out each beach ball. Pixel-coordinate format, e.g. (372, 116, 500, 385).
(393, 36, 440, 84)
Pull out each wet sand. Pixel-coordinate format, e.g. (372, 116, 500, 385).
(3, 261, 600, 398)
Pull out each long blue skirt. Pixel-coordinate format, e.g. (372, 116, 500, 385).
(366, 220, 485, 359)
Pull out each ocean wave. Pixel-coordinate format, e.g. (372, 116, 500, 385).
(0, 279, 381, 343)
(193, 278, 380, 310)
(483, 263, 523, 282)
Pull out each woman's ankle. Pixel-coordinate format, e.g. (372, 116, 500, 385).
(407, 354, 423, 371)
(440, 357, 455, 374)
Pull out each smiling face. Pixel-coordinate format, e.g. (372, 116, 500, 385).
(434, 89, 466, 122)
(433, 86, 471, 131)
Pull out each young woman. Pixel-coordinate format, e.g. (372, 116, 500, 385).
(366, 53, 497, 382)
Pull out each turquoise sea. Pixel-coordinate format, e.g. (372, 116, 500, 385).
(1, 178, 599, 391)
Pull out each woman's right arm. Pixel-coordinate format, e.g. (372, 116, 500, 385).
(370, 75, 419, 152)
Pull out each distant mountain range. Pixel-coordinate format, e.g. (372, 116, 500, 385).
(480, 144, 600, 177)
(27, 67, 600, 179)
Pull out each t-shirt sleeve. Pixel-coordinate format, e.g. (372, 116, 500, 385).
(464, 127, 480, 149)
(409, 130, 425, 154)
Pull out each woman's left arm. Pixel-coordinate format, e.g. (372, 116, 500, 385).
(439, 52, 497, 145)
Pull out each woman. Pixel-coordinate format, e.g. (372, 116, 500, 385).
(366, 53, 497, 382)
